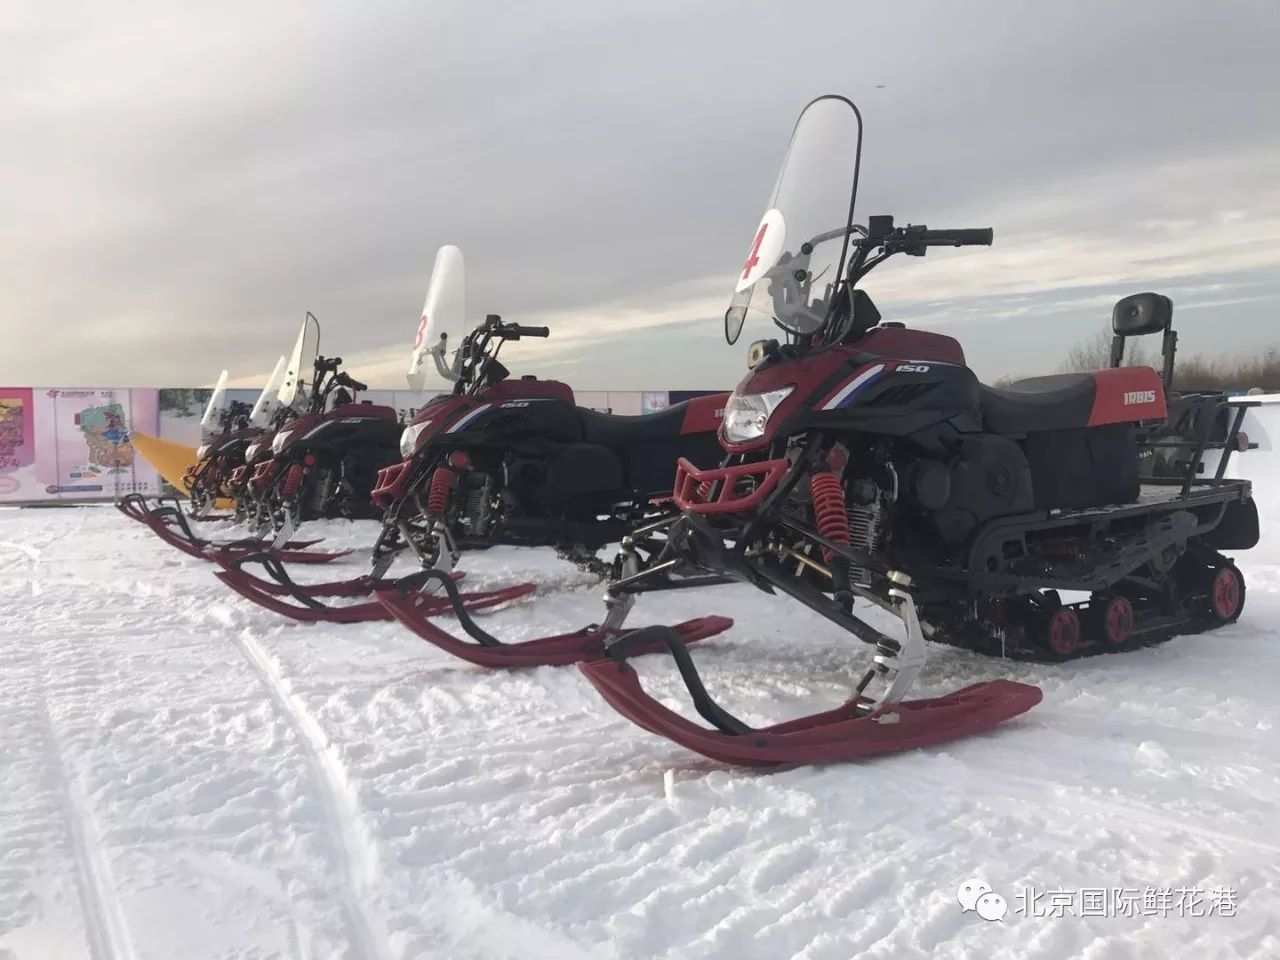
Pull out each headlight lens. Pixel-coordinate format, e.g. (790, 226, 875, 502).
(270, 429, 294, 455)
(400, 420, 432, 458)
(196, 443, 210, 460)
(245, 442, 261, 461)
(722, 386, 794, 444)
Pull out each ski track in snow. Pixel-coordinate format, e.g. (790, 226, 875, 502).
(2, 506, 1279, 959)
(39, 697, 139, 960)
(234, 628, 392, 960)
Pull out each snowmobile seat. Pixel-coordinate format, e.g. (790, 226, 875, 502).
(578, 403, 689, 449)
(980, 374, 1096, 434)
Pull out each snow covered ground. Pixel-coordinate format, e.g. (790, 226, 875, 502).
(2, 507, 1278, 959)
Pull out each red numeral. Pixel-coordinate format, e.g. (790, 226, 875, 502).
(741, 223, 768, 279)
(412, 313, 429, 349)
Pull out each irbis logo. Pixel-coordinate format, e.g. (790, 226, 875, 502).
(1123, 390, 1157, 405)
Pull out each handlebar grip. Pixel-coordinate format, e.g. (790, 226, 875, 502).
(924, 228, 993, 246)
(334, 371, 368, 391)
(502, 324, 550, 339)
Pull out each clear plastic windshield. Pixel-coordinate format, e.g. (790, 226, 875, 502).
(725, 96, 863, 344)
(198, 370, 230, 436)
(249, 356, 288, 427)
(277, 313, 320, 410)
(408, 245, 466, 391)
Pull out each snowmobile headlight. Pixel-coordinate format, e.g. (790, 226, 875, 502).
(196, 443, 211, 461)
(400, 420, 432, 458)
(722, 386, 794, 443)
(271, 429, 294, 455)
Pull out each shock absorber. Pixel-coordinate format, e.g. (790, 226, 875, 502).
(426, 466, 456, 516)
(281, 463, 305, 498)
(810, 471, 850, 563)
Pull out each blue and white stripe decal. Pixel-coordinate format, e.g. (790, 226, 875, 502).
(821, 364, 886, 410)
(447, 403, 493, 433)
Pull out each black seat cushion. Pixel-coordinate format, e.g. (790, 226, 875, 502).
(576, 401, 724, 496)
(980, 374, 1097, 434)
(577, 403, 688, 448)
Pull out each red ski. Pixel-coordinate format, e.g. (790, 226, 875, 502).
(374, 568, 731, 668)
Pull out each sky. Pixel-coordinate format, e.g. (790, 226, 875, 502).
(2, 0, 1278, 393)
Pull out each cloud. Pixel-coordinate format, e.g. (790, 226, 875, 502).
(1, 0, 1277, 391)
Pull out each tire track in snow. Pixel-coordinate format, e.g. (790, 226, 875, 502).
(235, 628, 393, 960)
(914, 750, 1280, 856)
(39, 701, 138, 960)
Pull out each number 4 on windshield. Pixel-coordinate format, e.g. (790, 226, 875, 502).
(741, 223, 768, 279)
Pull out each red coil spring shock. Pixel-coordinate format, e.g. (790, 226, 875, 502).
(281, 463, 305, 498)
(695, 479, 714, 503)
(426, 466, 456, 515)
(809, 472, 850, 563)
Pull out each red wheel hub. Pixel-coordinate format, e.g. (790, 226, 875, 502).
(1212, 567, 1242, 620)
(1047, 608, 1080, 655)
(1102, 597, 1134, 645)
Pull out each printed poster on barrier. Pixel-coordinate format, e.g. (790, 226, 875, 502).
(641, 391, 669, 414)
(32, 388, 161, 499)
(0, 388, 36, 500)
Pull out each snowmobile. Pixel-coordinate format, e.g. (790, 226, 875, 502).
(428, 95, 1257, 766)
(117, 362, 283, 529)
(179, 370, 260, 519)
(216, 246, 732, 641)
(127, 316, 395, 566)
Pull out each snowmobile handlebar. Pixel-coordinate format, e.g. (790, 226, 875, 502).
(917, 228, 993, 247)
(333, 371, 368, 392)
(502, 324, 550, 340)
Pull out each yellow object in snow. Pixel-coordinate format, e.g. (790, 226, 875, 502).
(130, 431, 235, 509)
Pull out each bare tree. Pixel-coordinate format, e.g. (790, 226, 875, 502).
(1059, 323, 1146, 373)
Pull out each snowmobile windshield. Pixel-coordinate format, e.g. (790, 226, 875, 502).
(198, 370, 230, 436)
(277, 313, 321, 411)
(725, 95, 863, 345)
(249, 356, 287, 428)
(408, 245, 466, 391)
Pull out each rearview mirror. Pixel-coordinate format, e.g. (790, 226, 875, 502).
(1113, 292, 1172, 336)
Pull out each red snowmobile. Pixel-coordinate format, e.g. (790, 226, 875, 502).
(117, 363, 281, 529)
(216, 246, 732, 640)
(130, 315, 399, 566)
(424, 95, 1256, 766)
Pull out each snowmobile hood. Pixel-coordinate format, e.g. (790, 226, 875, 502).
(243, 431, 278, 465)
(272, 404, 398, 455)
(401, 395, 479, 458)
(198, 425, 264, 461)
(720, 327, 966, 453)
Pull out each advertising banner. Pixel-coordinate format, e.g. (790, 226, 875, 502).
(0, 388, 160, 503)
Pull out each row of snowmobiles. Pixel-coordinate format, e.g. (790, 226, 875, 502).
(121, 94, 1260, 767)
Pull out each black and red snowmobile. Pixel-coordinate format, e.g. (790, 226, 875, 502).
(117, 370, 259, 527)
(133, 315, 398, 566)
(117, 362, 283, 530)
(216, 245, 732, 639)
(421, 95, 1257, 766)
(182, 400, 256, 518)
